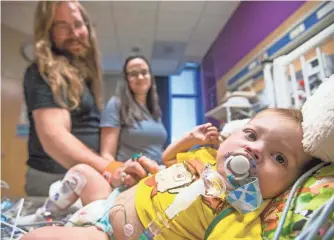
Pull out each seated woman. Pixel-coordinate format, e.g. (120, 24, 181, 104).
(22, 108, 316, 240)
(100, 55, 167, 167)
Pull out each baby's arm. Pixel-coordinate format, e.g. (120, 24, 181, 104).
(162, 132, 198, 167)
(162, 123, 219, 167)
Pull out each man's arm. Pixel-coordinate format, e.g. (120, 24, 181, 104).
(33, 107, 108, 173)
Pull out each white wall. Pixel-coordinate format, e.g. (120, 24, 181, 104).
(1, 24, 31, 197)
(103, 73, 122, 103)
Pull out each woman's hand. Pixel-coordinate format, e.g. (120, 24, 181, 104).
(109, 156, 160, 187)
(189, 123, 220, 145)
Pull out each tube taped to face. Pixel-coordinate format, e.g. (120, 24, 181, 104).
(223, 155, 263, 214)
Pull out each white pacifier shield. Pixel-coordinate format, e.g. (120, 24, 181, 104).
(229, 155, 250, 175)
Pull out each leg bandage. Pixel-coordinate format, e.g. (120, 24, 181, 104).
(49, 171, 87, 210)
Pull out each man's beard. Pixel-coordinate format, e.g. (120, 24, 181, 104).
(52, 39, 93, 81)
(53, 37, 90, 59)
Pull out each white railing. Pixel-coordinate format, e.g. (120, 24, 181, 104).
(270, 23, 334, 108)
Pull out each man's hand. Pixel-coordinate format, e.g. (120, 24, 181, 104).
(189, 123, 220, 145)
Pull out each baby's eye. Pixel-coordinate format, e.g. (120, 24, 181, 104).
(272, 153, 286, 165)
(244, 130, 256, 141)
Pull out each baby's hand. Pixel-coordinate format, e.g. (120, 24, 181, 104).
(189, 123, 219, 145)
(107, 156, 160, 187)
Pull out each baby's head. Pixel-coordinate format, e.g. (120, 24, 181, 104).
(216, 108, 313, 199)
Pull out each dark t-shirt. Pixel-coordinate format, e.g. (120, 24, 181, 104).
(23, 63, 101, 174)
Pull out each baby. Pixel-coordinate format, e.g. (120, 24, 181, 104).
(22, 108, 313, 240)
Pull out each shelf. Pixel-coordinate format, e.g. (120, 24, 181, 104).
(205, 96, 253, 120)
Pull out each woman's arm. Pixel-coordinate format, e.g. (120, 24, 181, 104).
(100, 127, 121, 162)
(33, 108, 108, 173)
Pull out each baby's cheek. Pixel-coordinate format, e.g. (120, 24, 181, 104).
(255, 170, 274, 197)
(216, 161, 227, 180)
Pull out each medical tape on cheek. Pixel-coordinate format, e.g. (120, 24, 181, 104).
(63, 170, 88, 195)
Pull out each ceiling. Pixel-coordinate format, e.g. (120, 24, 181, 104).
(1, 1, 240, 76)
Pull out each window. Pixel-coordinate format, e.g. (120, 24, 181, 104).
(170, 67, 203, 142)
(171, 70, 196, 95)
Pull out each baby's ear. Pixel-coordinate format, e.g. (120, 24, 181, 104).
(302, 75, 334, 163)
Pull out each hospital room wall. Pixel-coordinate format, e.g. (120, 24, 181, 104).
(200, 1, 318, 117)
(1, 25, 30, 197)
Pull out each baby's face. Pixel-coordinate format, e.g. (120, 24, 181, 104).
(216, 112, 311, 199)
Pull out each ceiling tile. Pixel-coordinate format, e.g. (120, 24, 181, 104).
(190, 16, 227, 42)
(185, 42, 212, 58)
(81, 3, 114, 31)
(202, 1, 240, 17)
(112, 1, 158, 12)
(157, 12, 199, 32)
(114, 10, 155, 39)
(116, 27, 155, 40)
(150, 59, 181, 75)
(114, 10, 156, 27)
(118, 37, 153, 59)
(159, 1, 205, 13)
(156, 29, 192, 42)
(152, 40, 186, 60)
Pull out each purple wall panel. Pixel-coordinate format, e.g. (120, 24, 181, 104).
(201, 1, 305, 116)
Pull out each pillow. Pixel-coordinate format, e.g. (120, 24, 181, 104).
(302, 76, 334, 163)
(261, 164, 334, 239)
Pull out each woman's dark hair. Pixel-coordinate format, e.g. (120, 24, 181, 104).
(116, 55, 161, 127)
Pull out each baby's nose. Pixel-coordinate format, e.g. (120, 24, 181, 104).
(244, 146, 262, 162)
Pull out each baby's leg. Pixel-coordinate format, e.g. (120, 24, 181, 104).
(71, 164, 112, 205)
(21, 226, 109, 240)
(49, 164, 112, 210)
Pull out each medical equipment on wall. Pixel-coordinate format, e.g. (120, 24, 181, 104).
(205, 92, 257, 122)
(269, 23, 334, 109)
(145, 154, 262, 237)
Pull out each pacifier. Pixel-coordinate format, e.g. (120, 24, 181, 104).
(224, 155, 257, 188)
(223, 155, 263, 213)
(225, 155, 250, 179)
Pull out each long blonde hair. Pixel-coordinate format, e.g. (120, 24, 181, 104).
(34, 1, 103, 110)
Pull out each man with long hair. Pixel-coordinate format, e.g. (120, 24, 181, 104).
(23, 0, 107, 196)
